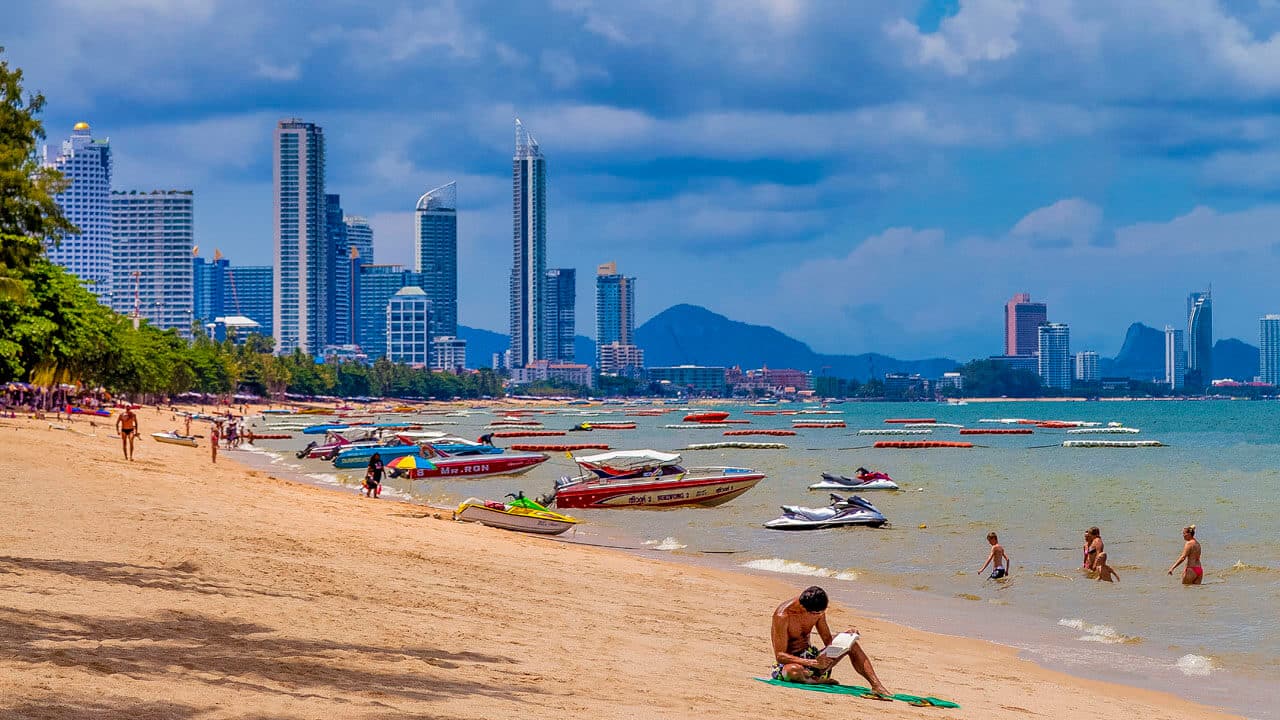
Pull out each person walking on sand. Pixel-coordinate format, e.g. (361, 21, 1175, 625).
(115, 407, 139, 460)
(364, 453, 384, 498)
(1095, 551, 1120, 582)
(770, 586, 891, 696)
(978, 531, 1010, 579)
(1167, 525, 1203, 585)
(183, 414, 191, 438)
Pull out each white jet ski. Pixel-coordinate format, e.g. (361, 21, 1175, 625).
(808, 471, 900, 491)
(764, 494, 888, 531)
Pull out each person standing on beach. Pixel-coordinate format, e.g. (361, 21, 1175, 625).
(115, 407, 139, 461)
(978, 531, 1010, 579)
(364, 453, 384, 498)
(1167, 525, 1203, 585)
(210, 423, 220, 464)
(770, 586, 891, 696)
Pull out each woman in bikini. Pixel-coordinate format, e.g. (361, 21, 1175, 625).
(1167, 525, 1203, 585)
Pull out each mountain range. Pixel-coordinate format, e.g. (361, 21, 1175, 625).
(460, 308, 1260, 383)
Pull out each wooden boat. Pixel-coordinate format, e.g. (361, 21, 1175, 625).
(454, 493, 578, 535)
(549, 449, 765, 510)
(151, 431, 197, 447)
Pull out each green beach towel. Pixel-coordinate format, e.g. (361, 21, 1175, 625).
(754, 677, 960, 708)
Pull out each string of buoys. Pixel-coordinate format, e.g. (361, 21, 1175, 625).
(885, 418, 935, 424)
(793, 421, 846, 428)
(857, 428, 933, 436)
(906, 422, 964, 428)
(492, 430, 567, 438)
(723, 429, 797, 437)
(486, 422, 545, 430)
(1059, 435, 1162, 445)
(509, 443, 610, 451)
(874, 441, 974, 449)
(959, 428, 1034, 435)
(1066, 427, 1141, 434)
(745, 411, 779, 416)
(248, 433, 293, 440)
(683, 441, 788, 450)
(663, 423, 731, 429)
(489, 420, 543, 426)
(586, 423, 637, 430)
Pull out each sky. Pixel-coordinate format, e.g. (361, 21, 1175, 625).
(9, 0, 1280, 360)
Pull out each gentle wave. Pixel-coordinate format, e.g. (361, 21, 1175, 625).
(1175, 654, 1213, 676)
(1058, 618, 1143, 644)
(1221, 561, 1277, 576)
(643, 537, 687, 551)
(742, 558, 859, 581)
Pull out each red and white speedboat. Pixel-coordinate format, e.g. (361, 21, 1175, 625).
(548, 449, 765, 509)
(388, 446, 548, 479)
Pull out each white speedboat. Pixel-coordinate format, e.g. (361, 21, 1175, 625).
(151, 431, 198, 448)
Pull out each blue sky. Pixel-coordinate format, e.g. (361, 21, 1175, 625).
(10, 0, 1280, 360)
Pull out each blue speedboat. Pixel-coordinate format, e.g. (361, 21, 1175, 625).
(331, 438, 503, 468)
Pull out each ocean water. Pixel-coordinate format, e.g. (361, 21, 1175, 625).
(249, 400, 1279, 717)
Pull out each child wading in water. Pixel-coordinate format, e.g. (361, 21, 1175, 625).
(978, 531, 1010, 579)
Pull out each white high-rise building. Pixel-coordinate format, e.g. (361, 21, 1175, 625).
(414, 183, 457, 338)
(509, 119, 547, 368)
(1260, 315, 1280, 386)
(1037, 323, 1071, 391)
(386, 286, 432, 367)
(43, 122, 113, 302)
(110, 190, 194, 336)
(1074, 351, 1099, 382)
(1165, 326, 1186, 390)
(273, 119, 328, 355)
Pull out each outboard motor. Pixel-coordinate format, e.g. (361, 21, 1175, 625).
(296, 440, 317, 459)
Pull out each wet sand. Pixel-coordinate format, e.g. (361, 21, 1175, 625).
(0, 416, 1237, 719)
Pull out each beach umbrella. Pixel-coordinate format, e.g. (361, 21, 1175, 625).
(388, 454, 437, 471)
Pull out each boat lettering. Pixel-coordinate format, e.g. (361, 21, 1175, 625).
(441, 464, 490, 475)
(656, 492, 688, 501)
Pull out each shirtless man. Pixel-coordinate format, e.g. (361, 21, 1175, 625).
(115, 407, 139, 461)
(770, 586, 890, 696)
(1167, 525, 1203, 585)
(1084, 527, 1105, 573)
(978, 531, 1010, 579)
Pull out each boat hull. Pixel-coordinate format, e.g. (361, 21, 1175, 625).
(553, 473, 765, 509)
(454, 504, 575, 535)
(403, 453, 548, 479)
(151, 432, 197, 448)
(807, 479, 899, 491)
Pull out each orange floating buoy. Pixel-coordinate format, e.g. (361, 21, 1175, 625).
(723, 429, 798, 437)
(959, 428, 1033, 435)
(884, 418, 935, 424)
(492, 430, 567, 438)
(587, 423, 637, 430)
(873, 440, 974, 449)
(793, 422, 846, 428)
(509, 443, 610, 451)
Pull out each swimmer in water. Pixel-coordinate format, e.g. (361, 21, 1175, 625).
(1167, 525, 1203, 585)
(978, 531, 1010, 579)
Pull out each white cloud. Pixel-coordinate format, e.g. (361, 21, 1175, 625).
(887, 0, 1024, 76)
(1009, 197, 1102, 247)
(255, 60, 300, 82)
(1202, 149, 1280, 188)
(539, 50, 609, 89)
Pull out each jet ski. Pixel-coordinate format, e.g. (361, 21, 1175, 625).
(808, 471, 900, 491)
(764, 494, 888, 531)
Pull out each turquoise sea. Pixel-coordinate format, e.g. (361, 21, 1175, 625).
(248, 400, 1279, 718)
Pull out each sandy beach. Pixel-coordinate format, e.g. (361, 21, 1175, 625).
(0, 415, 1237, 719)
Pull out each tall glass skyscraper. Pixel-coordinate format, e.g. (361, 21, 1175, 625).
(1165, 326, 1186, 389)
(344, 216, 374, 264)
(1004, 292, 1047, 356)
(595, 261, 636, 358)
(1260, 315, 1280, 386)
(1187, 290, 1212, 389)
(543, 268, 576, 362)
(43, 122, 113, 302)
(110, 190, 194, 335)
(355, 265, 422, 360)
(415, 182, 458, 338)
(1037, 322, 1071, 391)
(509, 119, 547, 368)
(273, 119, 328, 355)
(326, 193, 349, 345)
(193, 254, 229, 326)
(229, 265, 274, 338)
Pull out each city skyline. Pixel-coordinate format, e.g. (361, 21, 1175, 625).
(13, 3, 1280, 358)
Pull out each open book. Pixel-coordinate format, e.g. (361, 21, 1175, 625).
(819, 632, 859, 660)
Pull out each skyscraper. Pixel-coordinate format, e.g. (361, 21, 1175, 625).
(326, 193, 349, 345)
(1260, 315, 1280, 385)
(273, 119, 328, 355)
(596, 261, 635, 344)
(355, 264, 422, 360)
(344, 216, 374, 264)
(386, 286, 432, 366)
(1005, 293, 1047, 356)
(414, 182, 458, 338)
(1187, 290, 1212, 389)
(43, 122, 113, 302)
(109, 190, 195, 335)
(509, 119, 547, 368)
(1074, 351, 1099, 383)
(1037, 322, 1071, 390)
(543, 268, 576, 362)
(193, 254, 229, 326)
(228, 265, 274, 338)
(1165, 326, 1186, 389)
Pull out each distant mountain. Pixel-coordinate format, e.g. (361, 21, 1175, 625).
(458, 325, 596, 369)
(1110, 323, 1165, 381)
(634, 304, 959, 380)
(1214, 338, 1259, 381)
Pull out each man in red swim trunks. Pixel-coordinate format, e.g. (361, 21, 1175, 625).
(1167, 525, 1203, 585)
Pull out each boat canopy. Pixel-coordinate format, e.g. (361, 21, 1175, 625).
(575, 449, 682, 469)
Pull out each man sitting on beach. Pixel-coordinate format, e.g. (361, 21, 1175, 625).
(770, 586, 890, 696)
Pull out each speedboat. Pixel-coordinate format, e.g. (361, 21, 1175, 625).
(545, 449, 765, 509)
(454, 492, 579, 535)
(297, 427, 382, 459)
(151, 431, 198, 448)
(808, 471, 900, 491)
(764, 494, 888, 531)
(388, 447, 549, 479)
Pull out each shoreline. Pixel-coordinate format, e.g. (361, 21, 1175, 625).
(0, 415, 1243, 718)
